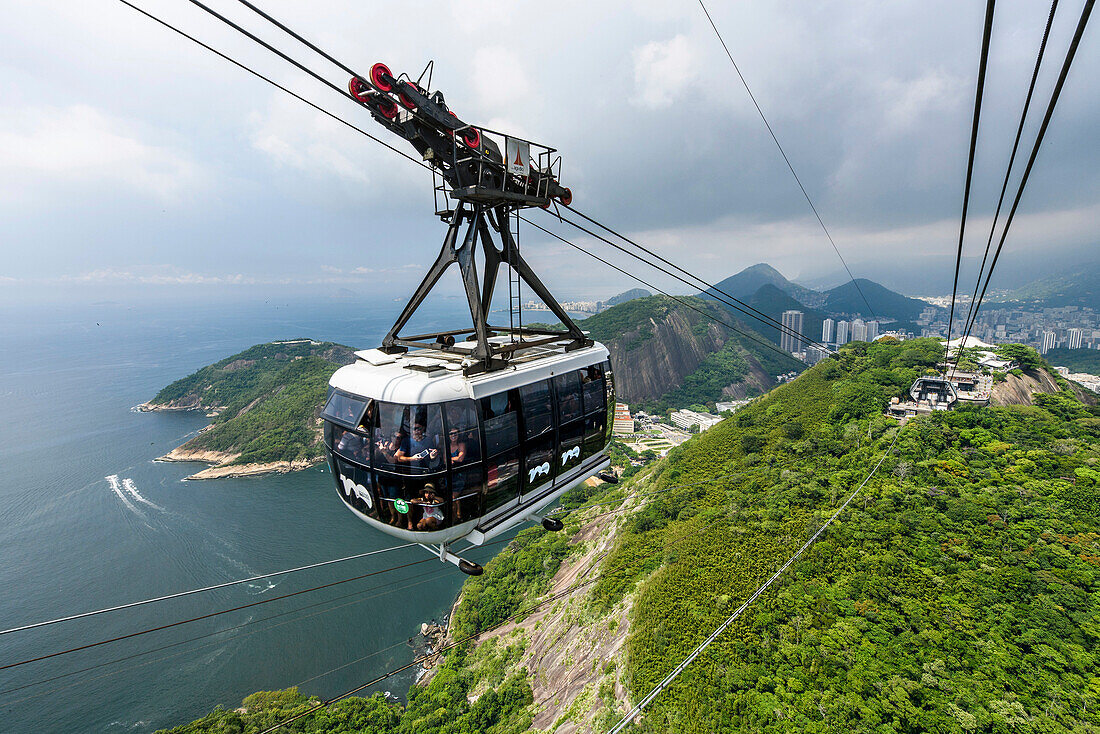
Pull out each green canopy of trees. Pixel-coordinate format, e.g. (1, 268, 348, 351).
(161, 338, 1100, 733)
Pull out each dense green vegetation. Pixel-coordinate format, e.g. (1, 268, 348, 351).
(161, 339, 1100, 733)
(451, 528, 572, 640)
(602, 339, 1100, 732)
(1045, 347, 1100, 374)
(152, 340, 354, 465)
(647, 339, 749, 412)
(577, 296, 684, 348)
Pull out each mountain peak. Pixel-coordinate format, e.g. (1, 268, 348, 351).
(701, 264, 825, 308)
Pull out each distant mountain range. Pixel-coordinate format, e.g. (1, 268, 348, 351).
(987, 260, 1100, 308)
(602, 288, 651, 307)
(797, 249, 1097, 295)
(699, 263, 936, 343)
(701, 263, 826, 308)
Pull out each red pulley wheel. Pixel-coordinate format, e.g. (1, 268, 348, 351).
(559, 188, 573, 206)
(377, 99, 399, 120)
(446, 110, 459, 136)
(398, 83, 420, 110)
(348, 76, 371, 103)
(370, 62, 393, 92)
(463, 127, 481, 149)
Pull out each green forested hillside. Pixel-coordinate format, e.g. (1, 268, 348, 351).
(1045, 347, 1100, 374)
(160, 339, 1100, 733)
(150, 340, 355, 465)
(824, 278, 932, 324)
(545, 294, 803, 408)
(604, 342, 1100, 732)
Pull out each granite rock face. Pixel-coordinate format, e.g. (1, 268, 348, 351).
(604, 305, 775, 405)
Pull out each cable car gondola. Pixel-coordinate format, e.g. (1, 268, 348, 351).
(321, 62, 611, 574)
(322, 342, 613, 574)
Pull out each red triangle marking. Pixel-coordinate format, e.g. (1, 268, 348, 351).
(514, 150, 523, 166)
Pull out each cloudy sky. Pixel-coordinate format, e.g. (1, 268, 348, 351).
(0, 0, 1096, 303)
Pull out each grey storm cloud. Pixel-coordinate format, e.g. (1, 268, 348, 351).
(0, 0, 1096, 299)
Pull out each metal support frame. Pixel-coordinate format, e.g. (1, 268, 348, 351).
(381, 202, 591, 373)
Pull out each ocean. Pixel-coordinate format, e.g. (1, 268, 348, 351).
(0, 295, 512, 732)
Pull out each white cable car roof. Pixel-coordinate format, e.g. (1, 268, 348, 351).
(329, 340, 609, 405)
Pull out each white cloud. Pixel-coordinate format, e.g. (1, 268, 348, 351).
(60, 268, 256, 285)
(247, 92, 425, 204)
(631, 35, 697, 109)
(880, 70, 963, 132)
(471, 47, 531, 115)
(0, 105, 201, 202)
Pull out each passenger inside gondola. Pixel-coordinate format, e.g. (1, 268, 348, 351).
(335, 427, 369, 464)
(375, 429, 404, 525)
(394, 407, 444, 473)
(410, 484, 446, 531)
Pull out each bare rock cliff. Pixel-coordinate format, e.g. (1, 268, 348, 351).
(990, 368, 1098, 407)
(606, 309, 773, 404)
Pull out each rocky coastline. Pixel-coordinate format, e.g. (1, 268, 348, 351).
(145, 401, 321, 480)
(156, 445, 321, 480)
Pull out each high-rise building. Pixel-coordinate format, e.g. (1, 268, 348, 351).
(1041, 330, 1057, 354)
(1067, 328, 1084, 350)
(780, 310, 804, 354)
(612, 403, 634, 435)
(866, 320, 880, 342)
(851, 318, 868, 342)
(805, 344, 830, 366)
(822, 318, 836, 344)
(836, 320, 849, 345)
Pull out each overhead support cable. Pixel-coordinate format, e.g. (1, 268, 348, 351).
(603, 429, 901, 734)
(116, 0, 433, 173)
(960, 0, 1060, 343)
(695, 0, 877, 320)
(0, 542, 415, 637)
(944, 0, 997, 365)
(560, 204, 829, 352)
(224, 0, 824, 353)
(0, 557, 432, 672)
(119, 0, 825, 355)
(518, 216, 811, 364)
(2, 539, 513, 704)
(960, 0, 1094, 345)
(0, 570, 436, 704)
(255, 576, 602, 734)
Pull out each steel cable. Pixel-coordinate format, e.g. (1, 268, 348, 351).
(944, 0, 998, 366)
(0, 542, 415, 637)
(603, 429, 901, 734)
(696, 0, 877, 321)
(959, 0, 1094, 346)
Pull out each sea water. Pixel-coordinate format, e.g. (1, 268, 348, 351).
(0, 296, 506, 732)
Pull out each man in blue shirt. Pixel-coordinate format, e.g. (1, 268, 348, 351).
(396, 421, 440, 472)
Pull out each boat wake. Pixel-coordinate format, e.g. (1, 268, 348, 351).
(106, 475, 144, 518)
(215, 552, 277, 594)
(122, 478, 165, 512)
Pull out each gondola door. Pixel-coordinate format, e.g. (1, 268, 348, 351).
(481, 390, 521, 517)
(519, 379, 555, 501)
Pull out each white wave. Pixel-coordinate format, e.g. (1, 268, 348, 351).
(122, 477, 165, 511)
(215, 552, 277, 594)
(106, 475, 143, 517)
